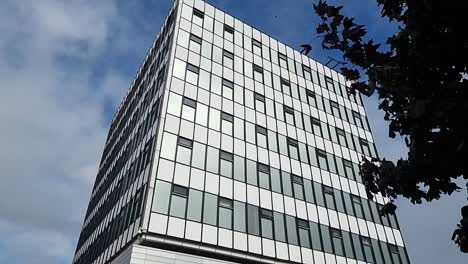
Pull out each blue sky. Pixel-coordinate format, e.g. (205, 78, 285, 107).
(0, 0, 465, 263)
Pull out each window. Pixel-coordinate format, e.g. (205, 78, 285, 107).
(284, 106, 295, 125)
(260, 209, 274, 239)
(222, 78, 234, 100)
(253, 64, 264, 83)
(182, 97, 196, 121)
(353, 111, 364, 128)
(186, 63, 199, 85)
(254, 93, 265, 113)
(153, 180, 171, 214)
(323, 186, 336, 210)
(234, 201, 246, 232)
(192, 8, 204, 26)
(352, 195, 364, 218)
(286, 215, 298, 245)
(281, 78, 291, 96)
(336, 128, 348, 147)
(223, 49, 234, 68)
(224, 24, 234, 42)
(176, 137, 193, 165)
(278, 52, 288, 69)
(297, 219, 311, 248)
(331, 101, 341, 118)
(316, 150, 329, 170)
(256, 125, 268, 149)
(189, 34, 202, 53)
(252, 38, 262, 56)
(258, 163, 270, 190)
(221, 112, 234, 135)
(220, 151, 234, 178)
(303, 65, 312, 81)
(287, 138, 299, 160)
(389, 245, 403, 264)
(187, 189, 203, 221)
(169, 185, 188, 218)
(325, 76, 335, 92)
(273, 212, 287, 242)
(343, 160, 356, 180)
(247, 204, 260, 235)
(360, 139, 372, 156)
(311, 117, 322, 136)
(331, 228, 345, 256)
(219, 198, 233, 229)
(292, 175, 304, 200)
(307, 90, 317, 107)
(362, 237, 375, 263)
(203, 193, 217, 225)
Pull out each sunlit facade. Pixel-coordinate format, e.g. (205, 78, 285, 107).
(73, 0, 410, 263)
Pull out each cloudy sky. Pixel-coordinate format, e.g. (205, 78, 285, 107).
(0, 0, 465, 263)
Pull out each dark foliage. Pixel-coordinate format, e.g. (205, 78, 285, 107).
(312, 0, 467, 252)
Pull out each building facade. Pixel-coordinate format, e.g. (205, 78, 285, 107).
(73, 0, 410, 264)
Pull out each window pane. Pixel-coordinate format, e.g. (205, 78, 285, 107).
(246, 160, 257, 186)
(206, 147, 219, 174)
(220, 159, 233, 178)
(304, 180, 315, 203)
(310, 222, 323, 251)
(321, 225, 333, 253)
(293, 176, 304, 200)
(247, 205, 260, 235)
(234, 155, 245, 182)
(191, 143, 206, 170)
(219, 200, 233, 229)
(271, 168, 282, 193)
(273, 212, 286, 242)
(170, 194, 187, 218)
(331, 229, 344, 256)
(343, 231, 355, 258)
(176, 146, 192, 165)
(153, 180, 171, 214)
(286, 215, 298, 245)
(234, 201, 246, 232)
(281, 172, 293, 196)
(324, 187, 336, 210)
(203, 193, 218, 225)
(187, 189, 203, 221)
(260, 209, 274, 239)
(259, 171, 270, 190)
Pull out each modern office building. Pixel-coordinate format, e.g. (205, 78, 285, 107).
(73, 0, 410, 263)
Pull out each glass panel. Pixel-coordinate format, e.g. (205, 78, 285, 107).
(304, 179, 315, 203)
(324, 186, 336, 210)
(286, 215, 298, 245)
(170, 194, 187, 218)
(206, 147, 219, 174)
(191, 143, 206, 170)
(314, 182, 325, 207)
(203, 193, 218, 225)
(352, 233, 365, 261)
(259, 171, 270, 190)
(321, 225, 333, 253)
(153, 180, 171, 214)
(187, 189, 203, 221)
(281, 172, 293, 196)
(334, 189, 345, 213)
(352, 195, 364, 219)
(176, 145, 192, 165)
(220, 159, 233, 178)
(234, 155, 245, 182)
(247, 205, 260, 235)
(271, 168, 282, 193)
(310, 222, 323, 251)
(342, 231, 355, 258)
(362, 237, 375, 263)
(219, 199, 233, 229)
(274, 212, 287, 242)
(246, 160, 258, 186)
(234, 201, 246, 232)
(260, 209, 274, 239)
(331, 229, 344, 256)
(293, 176, 304, 200)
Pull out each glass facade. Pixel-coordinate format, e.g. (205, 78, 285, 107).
(73, 1, 410, 264)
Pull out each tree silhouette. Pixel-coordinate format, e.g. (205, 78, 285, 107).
(312, 0, 467, 252)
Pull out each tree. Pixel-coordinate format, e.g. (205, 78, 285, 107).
(312, 0, 467, 252)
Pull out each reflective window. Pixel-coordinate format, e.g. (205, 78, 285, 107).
(271, 168, 282, 193)
(234, 201, 246, 232)
(224, 24, 234, 42)
(353, 111, 364, 128)
(189, 33, 202, 53)
(292, 175, 304, 200)
(176, 137, 193, 165)
(362, 237, 376, 263)
(310, 222, 323, 251)
(360, 139, 372, 156)
(389, 245, 403, 264)
(323, 186, 336, 210)
(260, 209, 274, 239)
(254, 93, 265, 113)
(223, 49, 234, 69)
(221, 111, 234, 135)
(182, 97, 196, 121)
(221, 78, 234, 100)
(331, 101, 341, 118)
(352, 195, 364, 219)
(186, 63, 199, 85)
(287, 138, 299, 160)
(331, 228, 345, 256)
(258, 163, 270, 190)
(298, 219, 311, 248)
(312, 117, 322, 136)
(219, 198, 233, 229)
(247, 204, 260, 235)
(273, 212, 287, 242)
(252, 38, 262, 56)
(169, 185, 188, 218)
(336, 128, 348, 147)
(246, 159, 257, 186)
(256, 125, 268, 149)
(303, 65, 312, 81)
(281, 172, 293, 196)
(307, 90, 317, 108)
(281, 78, 291, 96)
(187, 189, 203, 221)
(153, 180, 171, 214)
(343, 231, 355, 258)
(206, 146, 219, 174)
(234, 155, 245, 182)
(321, 225, 333, 253)
(284, 106, 295, 125)
(344, 159, 355, 180)
(220, 151, 234, 178)
(278, 52, 288, 70)
(192, 8, 204, 26)
(286, 215, 298, 245)
(317, 150, 329, 170)
(203, 193, 218, 225)
(253, 64, 264, 83)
